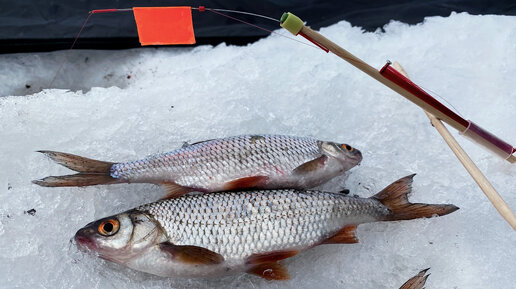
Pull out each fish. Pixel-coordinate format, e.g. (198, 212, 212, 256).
(33, 135, 362, 198)
(399, 268, 430, 289)
(74, 175, 458, 280)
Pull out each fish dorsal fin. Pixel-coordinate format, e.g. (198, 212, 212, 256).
(246, 250, 298, 265)
(371, 174, 459, 221)
(293, 155, 328, 175)
(161, 182, 192, 199)
(321, 225, 359, 244)
(189, 139, 215, 146)
(399, 268, 431, 289)
(247, 262, 290, 280)
(223, 176, 268, 191)
(158, 242, 224, 265)
(372, 174, 415, 207)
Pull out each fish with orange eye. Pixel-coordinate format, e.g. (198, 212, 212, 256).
(34, 135, 362, 198)
(73, 175, 457, 280)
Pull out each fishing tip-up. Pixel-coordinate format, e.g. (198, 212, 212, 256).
(279, 12, 515, 163)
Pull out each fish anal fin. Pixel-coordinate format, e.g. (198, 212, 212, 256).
(371, 174, 459, 221)
(293, 155, 328, 175)
(158, 242, 224, 265)
(223, 176, 268, 191)
(246, 250, 298, 265)
(321, 225, 359, 244)
(247, 262, 290, 280)
(161, 182, 192, 199)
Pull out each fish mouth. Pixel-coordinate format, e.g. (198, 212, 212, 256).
(74, 228, 98, 252)
(350, 149, 363, 164)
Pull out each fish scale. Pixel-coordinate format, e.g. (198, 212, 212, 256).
(138, 189, 388, 260)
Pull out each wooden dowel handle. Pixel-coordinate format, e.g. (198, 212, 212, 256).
(393, 62, 516, 231)
(300, 26, 467, 132)
(300, 25, 516, 163)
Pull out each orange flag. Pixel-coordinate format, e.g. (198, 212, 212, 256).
(133, 7, 195, 45)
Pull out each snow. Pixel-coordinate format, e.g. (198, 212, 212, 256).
(1, 12, 515, 289)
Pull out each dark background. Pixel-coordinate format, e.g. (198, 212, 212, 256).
(1, 0, 515, 53)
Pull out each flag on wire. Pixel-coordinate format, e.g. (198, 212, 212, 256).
(133, 7, 195, 45)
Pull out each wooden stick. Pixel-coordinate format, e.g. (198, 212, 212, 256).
(299, 25, 516, 163)
(300, 26, 467, 133)
(392, 62, 516, 231)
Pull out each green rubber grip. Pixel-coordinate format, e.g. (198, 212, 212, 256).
(280, 12, 303, 35)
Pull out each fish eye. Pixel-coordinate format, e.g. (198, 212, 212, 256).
(342, 144, 354, 152)
(98, 219, 119, 236)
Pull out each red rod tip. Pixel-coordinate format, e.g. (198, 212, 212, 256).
(199, 6, 205, 12)
(91, 9, 119, 14)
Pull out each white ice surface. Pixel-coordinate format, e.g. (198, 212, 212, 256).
(1, 12, 515, 289)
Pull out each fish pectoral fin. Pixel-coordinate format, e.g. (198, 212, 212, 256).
(399, 268, 431, 289)
(247, 262, 290, 280)
(246, 250, 298, 265)
(321, 225, 359, 244)
(158, 242, 224, 265)
(223, 176, 268, 191)
(161, 182, 192, 199)
(292, 155, 328, 175)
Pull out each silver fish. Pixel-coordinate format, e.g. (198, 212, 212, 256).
(74, 175, 457, 280)
(34, 135, 362, 197)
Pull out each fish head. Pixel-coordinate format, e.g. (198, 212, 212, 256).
(319, 141, 363, 168)
(74, 210, 164, 265)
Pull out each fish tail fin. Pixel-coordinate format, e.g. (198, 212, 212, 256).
(33, 150, 118, 187)
(372, 174, 459, 221)
(399, 268, 431, 289)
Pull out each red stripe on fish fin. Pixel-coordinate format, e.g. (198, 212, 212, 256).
(158, 242, 224, 265)
(292, 155, 328, 174)
(371, 174, 459, 221)
(32, 174, 117, 187)
(246, 250, 298, 265)
(399, 268, 431, 289)
(33, 151, 117, 187)
(247, 262, 290, 280)
(161, 182, 193, 199)
(223, 176, 268, 191)
(321, 225, 358, 244)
